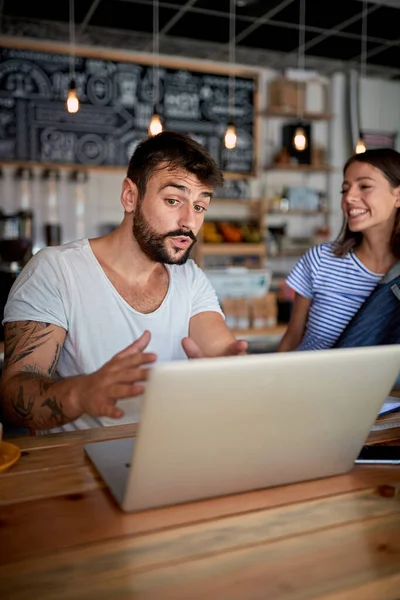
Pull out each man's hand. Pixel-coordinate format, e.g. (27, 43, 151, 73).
(73, 331, 156, 420)
(181, 336, 248, 359)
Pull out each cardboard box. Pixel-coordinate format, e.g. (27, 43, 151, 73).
(305, 80, 328, 114)
(250, 293, 278, 328)
(221, 297, 251, 329)
(268, 78, 305, 113)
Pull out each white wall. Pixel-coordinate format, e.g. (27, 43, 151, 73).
(328, 72, 347, 240)
(360, 76, 400, 152)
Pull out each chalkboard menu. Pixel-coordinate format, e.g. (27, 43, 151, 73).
(0, 45, 257, 174)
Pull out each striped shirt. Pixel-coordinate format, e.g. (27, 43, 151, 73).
(286, 243, 383, 351)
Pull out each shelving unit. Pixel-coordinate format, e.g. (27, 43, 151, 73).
(207, 197, 264, 216)
(262, 92, 333, 272)
(265, 164, 331, 172)
(194, 197, 266, 269)
(231, 324, 287, 338)
(196, 198, 286, 342)
(273, 249, 310, 258)
(210, 198, 258, 207)
(263, 108, 333, 121)
(197, 243, 266, 257)
(267, 210, 328, 216)
(263, 97, 333, 173)
(195, 198, 329, 268)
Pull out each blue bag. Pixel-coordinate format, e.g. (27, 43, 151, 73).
(333, 262, 400, 348)
(333, 261, 400, 386)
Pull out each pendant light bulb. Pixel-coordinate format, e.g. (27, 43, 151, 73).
(67, 0, 79, 114)
(66, 80, 79, 114)
(355, 137, 366, 154)
(149, 113, 163, 136)
(224, 124, 237, 149)
(293, 126, 307, 152)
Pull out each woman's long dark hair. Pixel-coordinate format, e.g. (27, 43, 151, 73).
(333, 148, 400, 258)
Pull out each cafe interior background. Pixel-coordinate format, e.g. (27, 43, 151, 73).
(1, 0, 400, 349)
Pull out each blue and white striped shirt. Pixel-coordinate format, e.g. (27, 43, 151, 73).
(286, 243, 383, 351)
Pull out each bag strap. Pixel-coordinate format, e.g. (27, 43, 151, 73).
(391, 283, 400, 301)
(380, 260, 400, 283)
(382, 260, 400, 303)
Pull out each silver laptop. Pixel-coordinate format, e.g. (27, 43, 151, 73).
(84, 345, 400, 512)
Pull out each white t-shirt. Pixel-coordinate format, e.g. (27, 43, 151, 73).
(4, 238, 223, 432)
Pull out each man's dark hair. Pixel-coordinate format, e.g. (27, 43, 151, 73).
(127, 131, 224, 200)
(334, 148, 400, 258)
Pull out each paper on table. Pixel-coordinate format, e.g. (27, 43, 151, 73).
(379, 395, 400, 417)
(100, 396, 144, 427)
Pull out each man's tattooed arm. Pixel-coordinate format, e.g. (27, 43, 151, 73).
(48, 343, 61, 376)
(4, 321, 54, 367)
(0, 321, 82, 430)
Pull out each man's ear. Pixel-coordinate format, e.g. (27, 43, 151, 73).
(121, 178, 139, 214)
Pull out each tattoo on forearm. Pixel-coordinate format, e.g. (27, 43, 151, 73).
(5, 321, 54, 368)
(41, 396, 67, 425)
(22, 366, 55, 395)
(40, 379, 55, 394)
(12, 386, 34, 421)
(4, 321, 66, 428)
(8, 376, 60, 427)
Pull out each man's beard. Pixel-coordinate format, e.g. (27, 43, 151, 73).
(132, 204, 197, 265)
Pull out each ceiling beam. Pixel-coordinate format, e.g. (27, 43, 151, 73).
(0, 0, 5, 33)
(287, 3, 379, 55)
(351, 35, 400, 65)
(353, 0, 400, 7)
(234, 0, 295, 44)
(3, 17, 400, 79)
(159, 0, 197, 37)
(78, 0, 103, 36)
(116, 0, 400, 49)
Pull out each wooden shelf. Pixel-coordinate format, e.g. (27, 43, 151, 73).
(211, 198, 260, 207)
(231, 325, 287, 338)
(0, 160, 255, 180)
(267, 210, 328, 216)
(198, 199, 266, 267)
(198, 243, 267, 256)
(265, 164, 331, 173)
(270, 249, 309, 258)
(263, 108, 333, 120)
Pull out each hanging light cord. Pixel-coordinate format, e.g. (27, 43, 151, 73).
(354, 1, 368, 153)
(69, 0, 76, 82)
(228, 0, 236, 124)
(153, 0, 160, 109)
(361, 0, 367, 79)
(297, 0, 305, 121)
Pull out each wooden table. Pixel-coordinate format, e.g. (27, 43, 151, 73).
(1, 415, 400, 599)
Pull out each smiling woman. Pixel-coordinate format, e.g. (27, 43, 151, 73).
(335, 149, 400, 261)
(277, 148, 400, 353)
